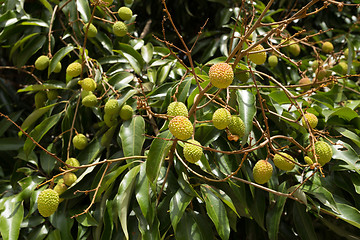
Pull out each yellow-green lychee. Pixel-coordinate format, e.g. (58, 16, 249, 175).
(309, 141, 333, 166)
(288, 42, 301, 56)
(212, 108, 231, 130)
(104, 113, 118, 127)
(118, 7, 133, 21)
(79, 78, 97, 91)
(208, 62, 234, 88)
(54, 61, 62, 73)
(35, 55, 50, 70)
(228, 116, 245, 137)
(54, 179, 67, 196)
(183, 139, 203, 163)
(63, 172, 77, 186)
(299, 77, 312, 91)
(66, 62, 82, 78)
(37, 189, 59, 217)
(105, 99, 120, 115)
(82, 93, 98, 107)
(338, 61, 348, 74)
(302, 112, 318, 129)
(47, 90, 59, 101)
(119, 104, 133, 120)
(65, 158, 80, 172)
(83, 23, 97, 38)
(113, 21, 127, 37)
(252, 160, 273, 184)
(35, 91, 47, 109)
(268, 55, 278, 67)
(344, 48, 349, 59)
(312, 60, 321, 71)
(248, 44, 267, 65)
(322, 41, 334, 54)
(304, 156, 313, 165)
(317, 69, 328, 80)
(273, 152, 295, 171)
(72, 134, 88, 150)
(167, 101, 188, 119)
(169, 116, 193, 140)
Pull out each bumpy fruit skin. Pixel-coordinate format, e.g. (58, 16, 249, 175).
(72, 134, 88, 150)
(63, 172, 77, 186)
(309, 141, 333, 166)
(105, 99, 120, 115)
(113, 21, 127, 37)
(79, 78, 97, 91)
(54, 61, 62, 73)
(37, 189, 59, 217)
(268, 55, 278, 67)
(54, 179, 67, 196)
(35, 91, 47, 109)
(288, 42, 301, 56)
(83, 23, 97, 38)
(248, 44, 266, 65)
(208, 62, 234, 88)
(167, 102, 188, 119)
(118, 7, 133, 21)
(212, 108, 231, 130)
(82, 94, 98, 107)
(119, 104, 133, 120)
(47, 90, 59, 101)
(183, 140, 203, 163)
(302, 112, 318, 129)
(169, 116, 193, 140)
(322, 41, 334, 53)
(299, 77, 312, 91)
(253, 160, 273, 184)
(228, 116, 245, 137)
(35, 55, 50, 70)
(104, 113, 118, 127)
(273, 153, 295, 171)
(66, 62, 82, 78)
(65, 158, 80, 172)
(338, 61, 348, 74)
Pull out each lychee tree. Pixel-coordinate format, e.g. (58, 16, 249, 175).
(0, 0, 360, 239)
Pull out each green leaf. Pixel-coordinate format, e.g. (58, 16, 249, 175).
(18, 82, 66, 92)
(293, 202, 318, 240)
(323, 107, 359, 122)
(49, 209, 74, 240)
(114, 43, 144, 74)
(135, 163, 154, 224)
(141, 42, 154, 63)
(108, 72, 134, 91)
(170, 188, 193, 232)
(48, 45, 75, 76)
(334, 127, 360, 148)
(333, 203, 360, 228)
(175, 211, 211, 240)
(0, 137, 24, 151)
(10, 32, 39, 60)
(236, 89, 256, 145)
(119, 116, 145, 161)
(38, 0, 53, 13)
(16, 35, 46, 67)
(0, 111, 22, 137)
(76, 0, 91, 23)
(146, 130, 173, 183)
(0, 196, 24, 240)
(157, 62, 173, 85)
(331, 139, 360, 174)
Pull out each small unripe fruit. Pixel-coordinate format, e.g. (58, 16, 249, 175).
(183, 139, 203, 163)
(288, 42, 301, 56)
(322, 41, 334, 54)
(81, 90, 92, 99)
(208, 62, 234, 88)
(54, 61, 62, 73)
(317, 69, 328, 80)
(273, 152, 295, 171)
(82, 94, 98, 107)
(268, 55, 278, 67)
(113, 21, 127, 37)
(79, 78, 97, 91)
(35, 55, 50, 70)
(344, 48, 349, 59)
(118, 7, 133, 21)
(35, 91, 47, 108)
(248, 44, 267, 65)
(312, 60, 321, 71)
(37, 189, 59, 217)
(302, 112, 318, 129)
(119, 104, 133, 120)
(83, 23, 97, 38)
(309, 141, 333, 166)
(47, 90, 59, 101)
(228, 116, 245, 137)
(338, 61, 348, 74)
(304, 156, 313, 165)
(299, 77, 312, 91)
(66, 62, 82, 78)
(63, 172, 77, 186)
(54, 179, 67, 196)
(169, 116, 193, 140)
(72, 134, 88, 150)
(167, 101, 188, 119)
(65, 158, 80, 172)
(253, 160, 273, 184)
(212, 108, 231, 130)
(104, 113, 118, 127)
(105, 99, 120, 116)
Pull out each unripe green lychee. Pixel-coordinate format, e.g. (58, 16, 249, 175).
(54, 61, 62, 73)
(83, 23, 97, 38)
(66, 62, 82, 78)
(299, 77, 312, 91)
(104, 113, 118, 127)
(212, 108, 231, 130)
(309, 141, 333, 166)
(273, 152, 295, 171)
(208, 62, 234, 88)
(119, 104, 133, 120)
(228, 116, 245, 137)
(288, 42, 301, 56)
(65, 157, 80, 172)
(248, 44, 267, 65)
(54, 179, 67, 196)
(268, 55, 278, 67)
(312, 60, 321, 71)
(322, 41, 334, 54)
(183, 139, 203, 163)
(338, 61, 348, 74)
(47, 90, 59, 101)
(35, 55, 50, 70)
(72, 134, 88, 150)
(302, 112, 318, 129)
(252, 160, 273, 184)
(235, 63, 249, 83)
(113, 21, 127, 37)
(79, 78, 97, 91)
(105, 99, 120, 116)
(37, 189, 59, 217)
(167, 101, 188, 119)
(81, 90, 92, 99)
(344, 48, 349, 59)
(82, 93, 98, 107)
(169, 116, 193, 140)
(118, 7, 133, 21)
(63, 172, 77, 186)
(317, 69, 328, 80)
(304, 156, 313, 165)
(35, 91, 47, 109)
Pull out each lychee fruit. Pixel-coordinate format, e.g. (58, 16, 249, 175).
(83, 23, 97, 38)
(118, 7, 133, 21)
(72, 134, 88, 150)
(119, 104, 133, 120)
(168, 116, 193, 140)
(54, 179, 67, 196)
(79, 78, 97, 91)
(35, 55, 50, 70)
(104, 99, 120, 116)
(304, 156, 313, 165)
(273, 152, 295, 171)
(104, 113, 118, 127)
(268, 55, 278, 67)
(183, 139, 203, 163)
(288, 42, 301, 56)
(208, 62, 234, 88)
(53, 61, 62, 73)
(302, 112, 318, 129)
(82, 93, 98, 107)
(212, 108, 231, 130)
(66, 62, 82, 78)
(248, 44, 267, 65)
(228, 116, 245, 137)
(65, 158, 80, 172)
(167, 101, 188, 119)
(37, 189, 59, 217)
(63, 172, 77, 186)
(35, 91, 47, 109)
(252, 160, 273, 184)
(299, 77, 312, 91)
(322, 41, 334, 54)
(113, 21, 127, 37)
(309, 141, 333, 166)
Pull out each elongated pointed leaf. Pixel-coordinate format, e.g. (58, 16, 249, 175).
(293, 202, 318, 240)
(119, 116, 145, 161)
(48, 45, 75, 76)
(170, 188, 193, 232)
(236, 89, 256, 145)
(135, 163, 154, 224)
(0, 196, 24, 240)
(20, 103, 58, 133)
